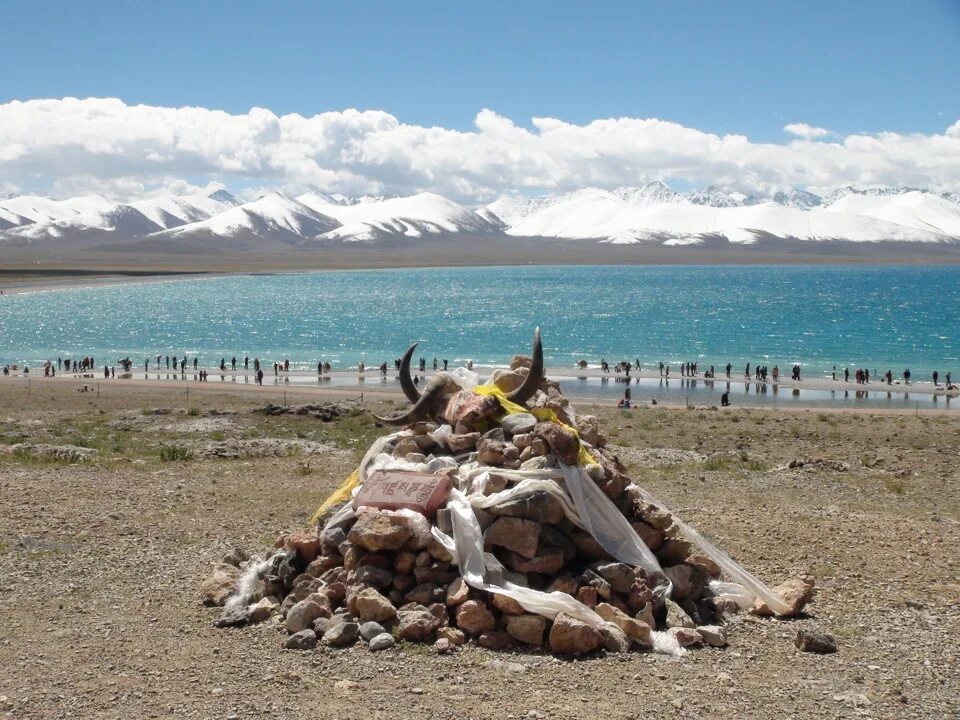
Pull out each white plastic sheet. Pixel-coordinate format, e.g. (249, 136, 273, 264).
(560, 463, 664, 577)
(626, 483, 791, 615)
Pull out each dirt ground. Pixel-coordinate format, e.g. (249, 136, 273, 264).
(0, 377, 958, 719)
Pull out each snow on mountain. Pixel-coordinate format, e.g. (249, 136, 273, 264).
(612, 182, 687, 207)
(0, 190, 239, 241)
(298, 192, 498, 241)
(507, 189, 949, 244)
(823, 190, 960, 237)
(0, 194, 108, 227)
(686, 186, 741, 208)
(158, 192, 340, 241)
(129, 190, 238, 229)
(772, 189, 822, 210)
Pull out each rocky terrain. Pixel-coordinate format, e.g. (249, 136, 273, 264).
(0, 378, 958, 719)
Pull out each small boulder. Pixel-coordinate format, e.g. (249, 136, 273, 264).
(664, 599, 696, 629)
(754, 575, 816, 617)
(595, 603, 653, 647)
(501, 413, 538, 436)
(285, 595, 331, 633)
(348, 511, 413, 552)
(668, 627, 702, 647)
(284, 629, 317, 650)
(323, 620, 359, 647)
(697, 625, 728, 648)
(396, 609, 442, 642)
(794, 628, 837, 654)
(200, 564, 240, 607)
(505, 614, 548, 646)
(455, 600, 496, 636)
(600, 622, 631, 653)
(484, 517, 541, 559)
(534, 422, 581, 466)
(369, 632, 396, 651)
(548, 612, 603, 655)
(354, 588, 397, 622)
(359, 621, 386, 641)
(437, 626, 467, 646)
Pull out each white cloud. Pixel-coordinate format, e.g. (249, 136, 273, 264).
(0, 97, 958, 202)
(784, 123, 832, 139)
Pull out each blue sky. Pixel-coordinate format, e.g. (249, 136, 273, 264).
(2, 0, 958, 141)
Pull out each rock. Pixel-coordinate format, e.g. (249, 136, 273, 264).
(404, 583, 438, 606)
(222, 547, 249, 567)
(630, 522, 663, 552)
(247, 596, 278, 623)
(663, 564, 706, 602)
(600, 622, 631, 653)
(446, 577, 470, 605)
(323, 620, 359, 646)
(214, 605, 249, 628)
(200, 564, 240, 607)
(393, 436, 421, 456)
(396, 609, 442, 642)
(488, 491, 564, 524)
(492, 593, 525, 615)
(577, 415, 604, 447)
(502, 413, 538, 436)
(477, 438, 506, 466)
(394, 550, 417, 575)
(635, 603, 656, 630)
(491, 367, 528, 393)
(546, 574, 578, 595)
(321, 526, 348, 550)
(285, 529, 323, 562)
(575, 586, 598, 608)
(657, 537, 696, 566)
(697, 625, 728, 648)
(312, 617, 332, 635)
(437, 626, 467, 646)
(434, 638, 456, 654)
(754, 575, 815, 617)
(354, 565, 393, 589)
(549, 612, 603, 655)
(359, 621, 386, 641)
(369, 632, 396, 651)
(594, 562, 636, 594)
(446, 432, 481, 454)
(794, 629, 837, 654)
(354, 588, 397, 622)
(478, 631, 514, 650)
(484, 517, 541, 559)
(505, 614, 548, 646)
(347, 511, 412, 552)
(595, 603, 653, 647)
(284, 629, 317, 650)
(534, 422, 580, 465)
(668, 627, 703, 647)
(285, 595, 331, 633)
(455, 600, 496, 636)
(510, 354, 533, 370)
(503, 546, 565, 574)
(665, 599, 696, 629)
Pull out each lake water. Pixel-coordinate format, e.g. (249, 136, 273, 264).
(1, 265, 957, 379)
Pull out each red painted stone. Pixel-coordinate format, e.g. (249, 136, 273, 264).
(353, 470, 452, 517)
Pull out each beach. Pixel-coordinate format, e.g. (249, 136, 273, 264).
(0, 375, 958, 719)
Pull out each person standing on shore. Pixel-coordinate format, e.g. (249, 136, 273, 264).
(244, 356, 249, 370)
(745, 363, 750, 379)
(659, 361, 664, 377)
(256, 368, 264, 385)
(832, 365, 836, 381)
(231, 357, 236, 371)
(933, 370, 939, 386)
(844, 367, 850, 382)
(725, 363, 731, 378)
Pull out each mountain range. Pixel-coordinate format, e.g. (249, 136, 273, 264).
(2, 182, 960, 253)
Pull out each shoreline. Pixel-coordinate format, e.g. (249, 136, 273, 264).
(4, 365, 956, 414)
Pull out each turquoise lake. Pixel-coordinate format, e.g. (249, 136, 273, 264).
(1, 265, 957, 378)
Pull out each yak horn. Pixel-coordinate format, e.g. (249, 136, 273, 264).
(506, 327, 544, 406)
(373, 377, 446, 426)
(398, 343, 420, 403)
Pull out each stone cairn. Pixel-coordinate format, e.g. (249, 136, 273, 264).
(204, 330, 814, 655)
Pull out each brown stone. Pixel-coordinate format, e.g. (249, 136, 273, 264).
(354, 588, 397, 622)
(347, 511, 413, 552)
(484, 517, 541, 559)
(630, 521, 664, 552)
(436, 626, 466, 646)
(754, 575, 816, 617)
(491, 593, 525, 615)
(455, 600, 496, 636)
(477, 438, 507, 466)
(446, 432, 481, 454)
(575, 586, 598, 608)
(394, 550, 416, 575)
(478, 631, 514, 650)
(488, 490, 564, 524)
(285, 594, 332, 633)
(505, 614, 548, 646)
(595, 603, 653, 647)
(668, 627, 703, 647)
(442, 391, 501, 427)
(548, 612, 603, 655)
(404, 583, 438, 606)
(491, 367, 527, 393)
(794, 628, 837, 654)
(546, 574, 578, 596)
(534, 421, 580, 465)
(503, 546, 565, 574)
(446, 578, 470, 606)
(663, 564, 706, 602)
(285, 529, 323, 562)
(665, 599, 696, 629)
(396, 609, 442, 642)
(200, 564, 240, 607)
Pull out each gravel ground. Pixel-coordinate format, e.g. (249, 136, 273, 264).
(0, 379, 958, 719)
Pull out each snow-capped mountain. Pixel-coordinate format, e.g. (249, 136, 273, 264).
(297, 192, 501, 241)
(155, 193, 340, 244)
(1, 182, 958, 250)
(0, 190, 239, 240)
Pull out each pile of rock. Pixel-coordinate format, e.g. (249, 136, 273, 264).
(205, 338, 812, 656)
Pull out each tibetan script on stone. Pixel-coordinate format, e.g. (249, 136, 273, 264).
(353, 470, 452, 517)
